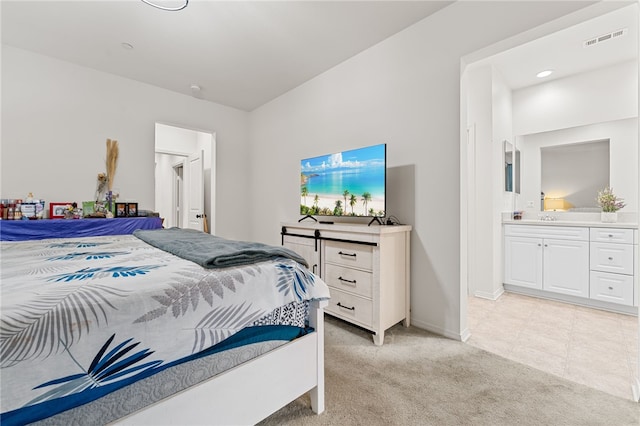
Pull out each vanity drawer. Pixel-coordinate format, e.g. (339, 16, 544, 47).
(324, 264, 373, 298)
(325, 288, 373, 328)
(324, 241, 373, 271)
(590, 271, 634, 306)
(590, 242, 634, 275)
(590, 228, 634, 244)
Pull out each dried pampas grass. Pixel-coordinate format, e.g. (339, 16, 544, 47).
(106, 139, 119, 191)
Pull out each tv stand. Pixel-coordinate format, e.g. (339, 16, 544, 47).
(280, 221, 411, 345)
(367, 216, 383, 226)
(298, 214, 318, 223)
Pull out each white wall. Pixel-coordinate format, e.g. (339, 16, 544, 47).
(248, 1, 597, 339)
(513, 60, 638, 135)
(1, 46, 250, 240)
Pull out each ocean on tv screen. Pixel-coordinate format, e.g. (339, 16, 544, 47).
(300, 144, 386, 217)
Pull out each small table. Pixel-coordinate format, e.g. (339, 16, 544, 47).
(0, 217, 163, 241)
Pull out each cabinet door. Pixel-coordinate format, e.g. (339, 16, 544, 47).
(504, 236, 543, 289)
(282, 235, 321, 275)
(543, 238, 589, 297)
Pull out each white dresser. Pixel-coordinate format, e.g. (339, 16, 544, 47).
(504, 222, 638, 313)
(281, 221, 411, 345)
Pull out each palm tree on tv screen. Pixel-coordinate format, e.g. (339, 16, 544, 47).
(361, 192, 371, 215)
(349, 194, 357, 215)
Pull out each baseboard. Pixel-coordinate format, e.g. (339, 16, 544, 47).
(411, 318, 465, 342)
(632, 377, 640, 402)
(504, 285, 638, 316)
(460, 327, 471, 343)
(473, 286, 504, 301)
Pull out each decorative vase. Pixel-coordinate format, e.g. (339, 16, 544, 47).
(601, 211, 618, 223)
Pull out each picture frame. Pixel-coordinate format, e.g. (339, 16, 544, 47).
(115, 202, 127, 218)
(49, 202, 70, 219)
(82, 201, 96, 217)
(126, 202, 138, 217)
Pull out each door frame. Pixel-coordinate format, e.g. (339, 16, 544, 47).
(154, 123, 216, 235)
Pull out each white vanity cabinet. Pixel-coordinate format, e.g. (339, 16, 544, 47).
(504, 223, 638, 313)
(504, 225, 589, 297)
(281, 222, 411, 345)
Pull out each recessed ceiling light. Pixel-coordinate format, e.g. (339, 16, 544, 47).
(121, 42, 134, 50)
(536, 70, 553, 78)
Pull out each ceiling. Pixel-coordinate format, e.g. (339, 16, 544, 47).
(0, 0, 452, 111)
(475, 3, 637, 90)
(1, 1, 637, 111)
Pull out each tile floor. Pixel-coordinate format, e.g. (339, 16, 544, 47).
(466, 292, 639, 401)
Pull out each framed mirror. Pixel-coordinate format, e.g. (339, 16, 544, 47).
(540, 139, 609, 210)
(504, 140, 520, 194)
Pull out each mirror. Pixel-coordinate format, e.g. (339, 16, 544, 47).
(540, 140, 609, 210)
(504, 140, 520, 194)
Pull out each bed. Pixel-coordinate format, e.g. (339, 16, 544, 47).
(0, 228, 330, 425)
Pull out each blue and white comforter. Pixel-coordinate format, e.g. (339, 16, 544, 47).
(0, 234, 329, 423)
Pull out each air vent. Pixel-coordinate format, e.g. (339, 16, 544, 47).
(584, 28, 627, 48)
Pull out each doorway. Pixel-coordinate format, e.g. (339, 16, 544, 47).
(154, 123, 216, 234)
(460, 2, 639, 401)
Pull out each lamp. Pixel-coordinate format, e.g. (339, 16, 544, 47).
(141, 0, 188, 11)
(545, 198, 565, 211)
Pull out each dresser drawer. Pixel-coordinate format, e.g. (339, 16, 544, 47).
(324, 241, 373, 270)
(324, 288, 373, 328)
(589, 271, 634, 306)
(324, 264, 373, 298)
(590, 228, 634, 244)
(590, 242, 634, 275)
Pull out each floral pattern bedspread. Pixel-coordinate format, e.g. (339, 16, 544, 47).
(0, 234, 329, 421)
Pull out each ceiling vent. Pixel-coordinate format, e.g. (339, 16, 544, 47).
(583, 28, 627, 48)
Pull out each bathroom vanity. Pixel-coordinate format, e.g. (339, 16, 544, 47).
(503, 221, 638, 314)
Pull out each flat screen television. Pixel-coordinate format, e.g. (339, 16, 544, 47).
(300, 143, 386, 219)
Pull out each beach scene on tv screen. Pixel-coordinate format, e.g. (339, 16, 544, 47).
(300, 144, 385, 217)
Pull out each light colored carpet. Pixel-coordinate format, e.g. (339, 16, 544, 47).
(259, 315, 640, 426)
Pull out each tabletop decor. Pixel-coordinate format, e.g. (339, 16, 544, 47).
(105, 138, 119, 213)
(597, 186, 625, 223)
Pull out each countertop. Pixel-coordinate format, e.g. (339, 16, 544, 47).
(503, 219, 638, 229)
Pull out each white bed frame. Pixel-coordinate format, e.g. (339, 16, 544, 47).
(114, 299, 327, 425)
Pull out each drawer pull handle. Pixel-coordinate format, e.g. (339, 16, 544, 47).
(338, 251, 357, 258)
(608, 286, 614, 290)
(608, 257, 614, 261)
(338, 276, 357, 285)
(337, 302, 355, 311)
(608, 234, 614, 238)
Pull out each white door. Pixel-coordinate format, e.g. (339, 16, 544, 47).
(186, 150, 204, 231)
(543, 238, 590, 297)
(504, 236, 543, 290)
